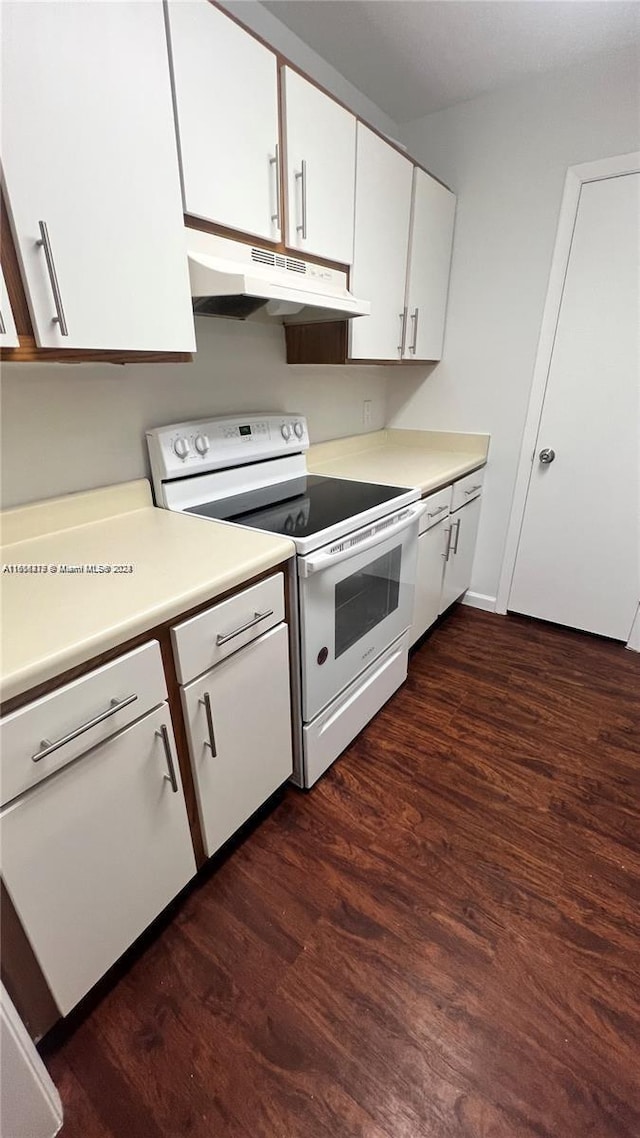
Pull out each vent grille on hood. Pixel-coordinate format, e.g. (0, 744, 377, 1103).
(251, 247, 307, 275)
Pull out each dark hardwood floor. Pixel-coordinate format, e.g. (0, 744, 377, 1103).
(42, 608, 640, 1138)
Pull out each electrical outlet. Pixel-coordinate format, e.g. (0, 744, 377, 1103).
(362, 399, 372, 428)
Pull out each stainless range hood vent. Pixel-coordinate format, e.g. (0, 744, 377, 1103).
(187, 229, 371, 324)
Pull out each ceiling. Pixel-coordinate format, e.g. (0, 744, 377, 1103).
(262, 0, 640, 122)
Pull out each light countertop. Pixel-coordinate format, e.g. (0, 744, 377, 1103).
(307, 429, 489, 495)
(0, 481, 294, 704)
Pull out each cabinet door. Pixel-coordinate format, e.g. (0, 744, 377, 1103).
(0, 706, 196, 1016)
(404, 169, 456, 361)
(410, 522, 448, 646)
(349, 125, 414, 360)
(167, 1, 281, 243)
(1, 1, 195, 352)
(0, 267, 19, 347)
(282, 68, 356, 264)
(182, 624, 292, 858)
(440, 497, 482, 613)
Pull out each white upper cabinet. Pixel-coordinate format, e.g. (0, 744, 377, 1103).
(166, 1, 281, 243)
(349, 124, 414, 360)
(1, 0, 195, 353)
(0, 268, 19, 347)
(404, 169, 456, 360)
(282, 67, 357, 264)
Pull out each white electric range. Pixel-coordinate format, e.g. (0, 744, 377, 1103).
(147, 413, 422, 787)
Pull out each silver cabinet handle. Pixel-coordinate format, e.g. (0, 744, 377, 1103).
(156, 723, 179, 793)
(295, 159, 307, 239)
(32, 693, 138, 762)
(199, 691, 217, 756)
(464, 485, 481, 496)
(36, 221, 68, 336)
(216, 609, 274, 646)
(452, 517, 461, 555)
(539, 448, 555, 464)
(442, 525, 453, 562)
(270, 143, 281, 228)
(398, 307, 408, 356)
(427, 504, 448, 518)
(409, 307, 419, 354)
(0, 310, 6, 336)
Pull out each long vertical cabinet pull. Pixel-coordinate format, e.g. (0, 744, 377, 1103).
(270, 144, 281, 229)
(0, 311, 6, 336)
(410, 307, 419, 354)
(36, 221, 68, 336)
(157, 724, 179, 793)
(452, 517, 461, 555)
(398, 308, 408, 356)
(295, 159, 308, 239)
(199, 692, 217, 756)
(442, 525, 453, 562)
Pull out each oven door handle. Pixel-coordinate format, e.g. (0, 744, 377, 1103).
(298, 503, 425, 578)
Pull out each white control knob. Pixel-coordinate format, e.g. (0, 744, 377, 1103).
(281, 423, 292, 440)
(173, 435, 189, 459)
(194, 433, 210, 456)
(294, 420, 304, 439)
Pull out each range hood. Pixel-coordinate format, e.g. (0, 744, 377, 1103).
(187, 229, 370, 324)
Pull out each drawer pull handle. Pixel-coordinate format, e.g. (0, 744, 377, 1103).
(199, 691, 217, 757)
(32, 693, 138, 762)
(464, 485, 481, 496)
(216, 609, 274, 646)
(157, 723, 179, 793)
(427, 505, 448, 518)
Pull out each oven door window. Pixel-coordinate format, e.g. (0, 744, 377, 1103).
(335, 546, 401, 658)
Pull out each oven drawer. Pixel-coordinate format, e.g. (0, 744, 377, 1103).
(172, 572, 285, 685)
(419, 486, 451, 534)
(451, 468, 484, 512)
(303, 631, 409, 787)
(0, 642, 166, 808)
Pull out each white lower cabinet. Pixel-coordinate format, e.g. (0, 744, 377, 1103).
(0, 704, 195, 1016)
(440, 495, 482, 613)
(410, 521, 449, 646)
(181, 623, 293, 858)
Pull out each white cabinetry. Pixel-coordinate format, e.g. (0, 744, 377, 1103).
(350, 126, 456, 362)
(0, 0, 195, 352)
(350, 124, 414, 360)
(410, 487, 450, 646)
(0, 267, 19, 347)
(173, 574, 293, 859)
(166, 0, 281, 243)
(282, 68, 357, 265)
(404, 169, 456, 360)
(440, 491, 482, 614)
(0, 644, 196, 1015)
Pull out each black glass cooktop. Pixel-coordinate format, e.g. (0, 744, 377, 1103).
(184, 474, 410, 539)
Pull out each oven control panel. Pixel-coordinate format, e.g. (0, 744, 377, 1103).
(146, 413, 310, 482)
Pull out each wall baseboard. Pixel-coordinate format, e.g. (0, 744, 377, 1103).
(461, 591, 497, 613)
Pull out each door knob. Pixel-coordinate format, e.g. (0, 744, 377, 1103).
(539, 448, 556, 464)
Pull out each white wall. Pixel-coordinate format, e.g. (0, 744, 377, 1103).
(219, 0, 401, 140)
(0, 318, 389, 508)
(388, 45, 640, 606)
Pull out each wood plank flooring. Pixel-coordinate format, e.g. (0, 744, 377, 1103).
(42, 608, 640, 1138)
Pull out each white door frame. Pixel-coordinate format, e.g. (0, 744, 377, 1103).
(496, 151, 640, 651)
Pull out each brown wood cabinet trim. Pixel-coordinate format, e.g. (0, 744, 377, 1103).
(285, 318, 438, 366)
(184, 213, 350, 275)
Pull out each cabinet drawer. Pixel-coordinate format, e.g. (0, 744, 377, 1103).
(451, 468, 485, 512)
(0, 642, 166, 808)
(419, 486, 451, 534)
(172, 573, 285, 685)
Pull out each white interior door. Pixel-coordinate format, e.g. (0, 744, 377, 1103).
(509, 173, 639, 640)
(167, 1, 281, 242)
